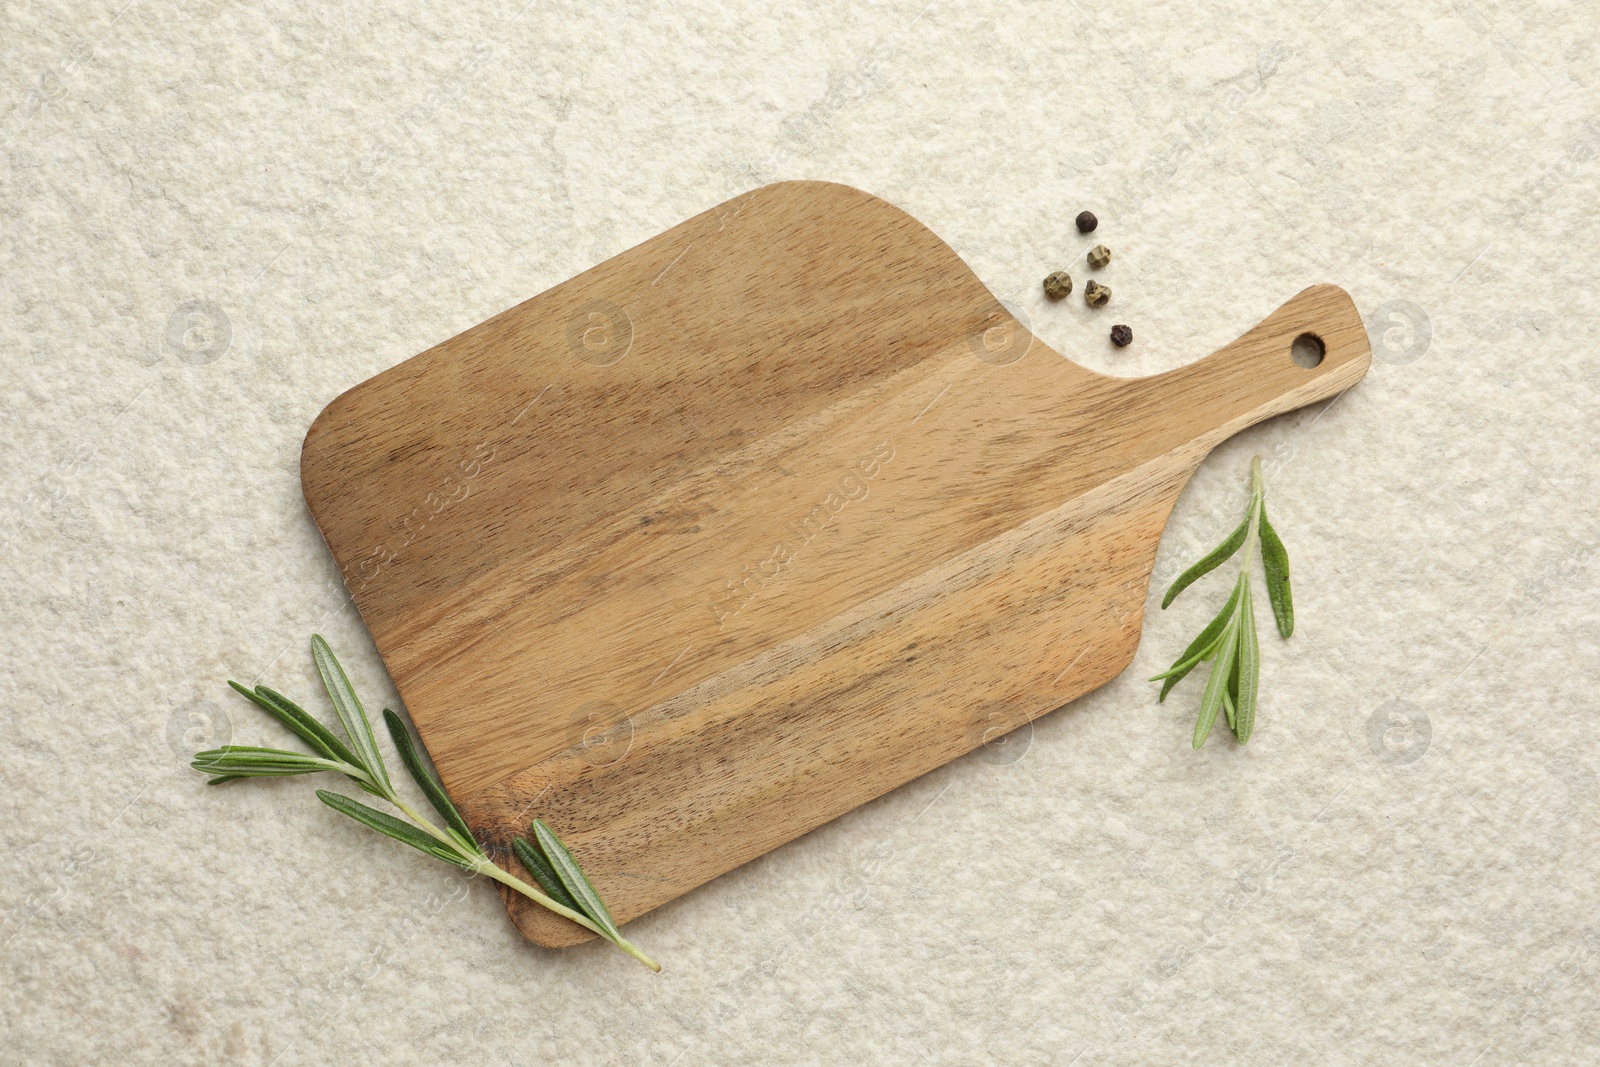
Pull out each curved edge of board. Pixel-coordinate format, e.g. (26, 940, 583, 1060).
(297, 180, 1007, 499)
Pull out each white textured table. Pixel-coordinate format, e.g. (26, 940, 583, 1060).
(4, 2, 1598, 1064)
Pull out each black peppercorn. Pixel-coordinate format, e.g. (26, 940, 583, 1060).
(1075, 210, 1098, 234)
(1042, 271, 1073, 300)
(1084, 280, 1110, 308)
(1087, 244, 1111, 270)
(1110, 324, 1132, 347)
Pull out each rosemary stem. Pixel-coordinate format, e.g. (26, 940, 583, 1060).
(210, 638, 663, 972)
(1243, 459, 1265, 571)
(349, 747, 663, 971)
(477, 862, 662, 972)
(474, 862, 597, 930)
(389, 797, 461, 851)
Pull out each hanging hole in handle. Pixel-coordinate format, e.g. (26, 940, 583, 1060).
(1290, 332, 1325, 368)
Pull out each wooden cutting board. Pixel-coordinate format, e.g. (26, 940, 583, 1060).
(301, 180, 1370, 947)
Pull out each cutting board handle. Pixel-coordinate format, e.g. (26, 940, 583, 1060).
(1135, 283, 1371, 445)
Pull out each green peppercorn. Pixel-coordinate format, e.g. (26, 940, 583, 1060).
(1043, 271, 1073, 300)
(1087, 244, 1112, 270)
(1075, 210, 1098, 234)
(1084, 280, 1110, 308)
(1110, 324, 1132, 347)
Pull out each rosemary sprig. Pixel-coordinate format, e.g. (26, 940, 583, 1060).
(1151, 457, 1294, 748)
(192, 635, 659, 971)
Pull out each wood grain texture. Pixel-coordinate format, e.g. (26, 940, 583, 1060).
(300, 180, 1371, 947)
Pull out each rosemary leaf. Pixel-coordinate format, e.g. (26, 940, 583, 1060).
(1161, 516, 1248, 609)
(191, 745, 351, 778)
(247, 683, 365, 768)
(1259, 505, 1294, 638)
(227, 682, 338, 760)
(532, 818, 622, 941)
(512, 836, 583, 913)
(382, 709, 477, 852)
(1193, 616, 1240, 749)
(311, 634, 392, 797)
(196, 743, 318, 758)
(1226, 637, 1241, 736)
(1235, 582, 1260, 743)
(316, 789, 477, 871)
(228, 681, 377, 795)
(192, 763, 326, 778)
(1221, 687, 1236, 732)
(1151, 582, 1242, 701)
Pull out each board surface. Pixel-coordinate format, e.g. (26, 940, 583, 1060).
(301, 181, 1371, 946)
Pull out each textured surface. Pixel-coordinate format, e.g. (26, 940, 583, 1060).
(2, 1, 1597, 1064)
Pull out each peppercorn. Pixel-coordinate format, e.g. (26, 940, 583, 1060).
(1075, 210, 1098, 234)
(1110, 324, 1132, 347)
(1042, 271, 1073, 300)
(1084, 280, 1110, 308)
(1087, 244, 1112, 270)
